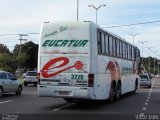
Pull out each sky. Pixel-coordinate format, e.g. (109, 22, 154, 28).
(0, 0, 160, 58)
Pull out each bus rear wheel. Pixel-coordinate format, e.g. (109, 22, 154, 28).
(133, 80, 138, 94)
(115, 83, 121, 101)
(0, 88, 2, 97)
(109, 86, 114, 103)
(64, 98, 74, 102)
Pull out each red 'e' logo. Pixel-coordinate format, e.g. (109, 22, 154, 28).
(41, 57, 83, 78)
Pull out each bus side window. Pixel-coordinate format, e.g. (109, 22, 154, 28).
(128, 45, 130, 60)
(101, 33, 106, 54)
(125, 44, 127, 59)
(119, 41, 122, 58)
(116, 39, 120, 57)
(129, 46, 132, 60)
(97, 31, 102, 54)
(130, 46, 132, 60)
(123, 44, 125, 59)
(109, 36, 113, 56)
(113, 38, 116, 56)
(105, 35, 109, 55)
(132, 47, 135, 60)
(134, 48, 137, 60)
(137, 49, 140, 58)
(125, 44, 128, 59)
(134, 48, 136, 60)
(131, 46, 133, 60)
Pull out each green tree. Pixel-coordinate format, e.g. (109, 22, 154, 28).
(143, 57, 159, 74)
(13, 41, 38, 70)
(0, 45, 10, 54)
(0, 53, 16, 73)
(15, 53, 29, 68)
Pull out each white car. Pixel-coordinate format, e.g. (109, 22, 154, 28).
(155, 75, 159, 78)
(23, 71, 37, 86)
(140, 74, 152, 88)
(0, 71, 22, 97)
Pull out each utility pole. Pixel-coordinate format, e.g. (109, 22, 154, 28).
(138, 41, 147, 67)
(129, 33, 139, 45)
(77, 0, 79, 21)
(156, 54, 160, 76)
(152, 51, 158, 75)
(18, 34, 28, 54)
(88, 4, 106, 24)
(158, 59, 160, 76)
(146, 47, 153, 73)
(18, 34, 28, 72)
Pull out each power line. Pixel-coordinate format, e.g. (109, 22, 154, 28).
(0, 33, 39, 41)
(27, 33, 40, 35)
(103, 20, 160, 28)
(0, 34, 17, 36)
(0, 33, 39, 46)
(0, 36, 18, 39)
(0, 33, 35, 52)
(0, 33, 39, 36)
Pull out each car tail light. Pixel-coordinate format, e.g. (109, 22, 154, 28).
(37, 73, 40, 84)
(88, 74, 94, 87)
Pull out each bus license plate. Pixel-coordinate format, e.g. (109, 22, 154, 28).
(59, 91, 69, 96)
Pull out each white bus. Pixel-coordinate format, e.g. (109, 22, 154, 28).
(38, 21, 140, 102)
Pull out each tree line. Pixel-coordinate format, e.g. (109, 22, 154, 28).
(0, 41, 159, 75)
(142, 57, 160, 74)
(0, 41, 38, 74)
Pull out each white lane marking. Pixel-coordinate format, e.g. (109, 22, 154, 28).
(143, 107, 147, 111)
(148, 94, 151, 97)
(152, 81, 155, 87)
(52, 103, 75, 111)
(0, 100, 13, 104)
(141, 79, 155, 113)
(144, 103, 148, 106)
(147, 96, 150, 99)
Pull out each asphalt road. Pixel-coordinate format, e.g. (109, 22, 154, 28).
(0, 78, 160, 120)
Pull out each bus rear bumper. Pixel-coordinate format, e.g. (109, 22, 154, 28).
(38, 85, 95, 100)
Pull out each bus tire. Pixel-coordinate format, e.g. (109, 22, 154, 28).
(148, 84, 151, 88)
(0, 87, 2, 97)
(109, 85, 114, 103)
(133, 80, 138, 94)
(115, 82, 121, 101)
(64, 98, 74, 102)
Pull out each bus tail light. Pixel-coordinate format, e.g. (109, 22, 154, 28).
(88, 74, 94, 87)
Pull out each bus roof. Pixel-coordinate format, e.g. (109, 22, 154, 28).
(42, 21, 138, 49)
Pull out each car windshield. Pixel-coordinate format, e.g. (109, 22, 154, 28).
(140, 75, 148, 79)
(26, 72, 37, 76)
